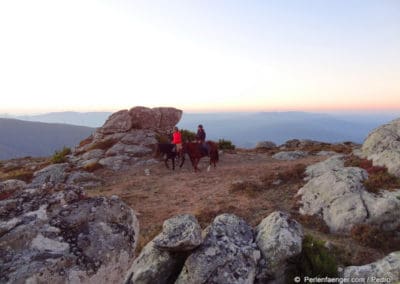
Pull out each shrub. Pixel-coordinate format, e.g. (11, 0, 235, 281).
(344, 155, 400, 193)
(229, 180, 264, 197)
(218, 139, 236, 150)
(156, 134, 170, 143)
(287, 235, 338, 280)
(295, 214, 330, 234)
(261, 164, 306, 187)
(350, 224, 383, 248)
(51, 147, 71, 164)
(363, 170, 400, 193)
(181, 129, 196, 142)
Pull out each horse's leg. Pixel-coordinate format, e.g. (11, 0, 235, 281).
(194, 158, 201, 172)
(179, 151, 185, 168)
(172, 156, 175, 170)
(164, 157, 169, 169)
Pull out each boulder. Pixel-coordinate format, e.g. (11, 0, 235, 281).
(342, 251, 400, 282)
(30, 163, 70, 187)
(129, 106, 162, 130)
(128, 106, 182, 132)
(66, 171, 103, 188)
(124, 214, 202, 284)
(0, 179, 26, 193)
(0, 183, 139, 284)
(81, 149, 105, 161)
(155, 107, 183, 132)
(362, 118, 400, 177)
(153, 214, 202, 252)
(74, 106, 182, 171)
(255, 211, 304, 282)
(98, 155, 136, 171)
(176, 214, 260, 284)
(105, 142, 152, 157)
(124, 241, 186, 284)
(100, 110, 133, 134)
(272, 151, 308, 161)
(121, 130, 158, 146)
(298, 161, 400, 233)
(255, 141, 277, 150)
(304, 155, 344, 181)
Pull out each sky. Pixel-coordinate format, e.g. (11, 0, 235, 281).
(0, 0, 399, 114)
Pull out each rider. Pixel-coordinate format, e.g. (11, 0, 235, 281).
(196, 124, 208, 155)
(172, 126, 182, 155)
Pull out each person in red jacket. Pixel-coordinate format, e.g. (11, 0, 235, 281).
(172, 126, 182, 154)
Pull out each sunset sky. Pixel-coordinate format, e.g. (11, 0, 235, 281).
(0, 0, 399, 114)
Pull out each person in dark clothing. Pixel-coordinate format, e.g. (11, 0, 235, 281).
(196, 124, 206, 143)
(196, 124, 208, 155)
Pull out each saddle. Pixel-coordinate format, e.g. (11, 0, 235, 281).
(198, 143, 209, 156)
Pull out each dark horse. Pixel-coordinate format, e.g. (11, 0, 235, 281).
(183, 141, 219, 172)
(155, 143, 185, 170)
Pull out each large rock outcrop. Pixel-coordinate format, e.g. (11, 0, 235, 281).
(342, 251, 400, 282)
(176, 214, 260, 284)
(272, 151, 308, 161)
(362, 118, 400, 177)
(297, 156, 400, 233)
(0, 180, 139, 284)
(255, 211, 304, 282)
(125, 212, 309, 284)
(125, 214, 202, 284)
(29, 163, 103, 189)
(73, 106, 182, 170)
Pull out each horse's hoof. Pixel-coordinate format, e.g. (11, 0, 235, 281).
(207, 165, 211, 172)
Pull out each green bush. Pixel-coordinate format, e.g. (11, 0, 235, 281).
(181, 129, 196, 142)
(287, 235, 338, 281)
(218, 139, 235, 150)
(51, 146, 71, 164)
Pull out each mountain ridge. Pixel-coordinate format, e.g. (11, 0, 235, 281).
(0, 118, 94, 160)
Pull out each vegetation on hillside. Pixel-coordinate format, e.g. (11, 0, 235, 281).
(51, 147, 71, 164)
(345, 155, 400, 193)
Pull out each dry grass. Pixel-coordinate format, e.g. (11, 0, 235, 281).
(350, 224, 400, 252)
(78, 136, 94, 148)
(0, 157, 50, 183)
(229, 181, 265, 198)
(86, 139, 117, 151)
(345, 155, 400, 193)
(82, 162, 103, 172)
(284, 143, 354, 155)
(136, 224, 162, 253)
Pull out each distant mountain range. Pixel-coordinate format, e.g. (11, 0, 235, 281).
(0, 111, 112, 128)
(0, 118, 94, 160)
(1, 110, 399, 159)
(177, 112, 400, 147)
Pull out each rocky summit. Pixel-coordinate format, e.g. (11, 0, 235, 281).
(72, 106, 182, 171)
(1, 107, 400, 283)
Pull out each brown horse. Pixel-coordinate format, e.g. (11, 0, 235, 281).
(182, 141, 219, 172)
(155, 143, 185, 170)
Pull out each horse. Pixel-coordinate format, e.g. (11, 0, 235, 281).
(155, 143, 185, 170)
(182, 141, 219, 172)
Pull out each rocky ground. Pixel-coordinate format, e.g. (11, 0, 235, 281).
(1, 107, 400, 283)
(86, 149, 395, 266)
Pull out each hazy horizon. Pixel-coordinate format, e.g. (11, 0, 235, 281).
(1, 108, 400, 117)
(1, 1, 399, 113)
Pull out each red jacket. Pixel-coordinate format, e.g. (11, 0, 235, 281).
(172, 131, 182, 144)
